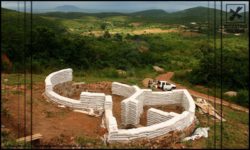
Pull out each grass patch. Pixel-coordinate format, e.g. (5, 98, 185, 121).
(172, 70, 248, 107)
(182, 106, 249, 149)
(45, 111, 54, 118)
(10, 90, 24, 95)
(73, 67, 157, 87)
(75, 136, 104, 148)
(1, 73, 46, 85)
(1, 129, 32, 149)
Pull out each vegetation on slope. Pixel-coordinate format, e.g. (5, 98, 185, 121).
(1, 7, 249, 108)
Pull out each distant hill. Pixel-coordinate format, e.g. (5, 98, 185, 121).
(39, 6, 230, 25)
(127, 6, 227, 25)
(1, 7, 17, 13)
(2, 6, 248, 25)
(54, 5, 82, 12)
(170, 6, 226, 24)
(1, 7, 66, 33)
(131, 9, 168, 17)
(40, 11, 126, 19)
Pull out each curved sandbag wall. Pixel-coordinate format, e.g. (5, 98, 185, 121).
(45, 68, 108, 114)
(45, 68, 196, 143)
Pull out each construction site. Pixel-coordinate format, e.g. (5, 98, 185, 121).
(44, 68, 197, 142)
(2, 67, 248, 148)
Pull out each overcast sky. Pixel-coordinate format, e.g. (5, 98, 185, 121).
(1, 1, 249, 13)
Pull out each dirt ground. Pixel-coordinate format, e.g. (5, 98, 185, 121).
(131, 28, 178, 35)
(1, 78, 194, 147)
(54, 81, 125, 128)
(155, 72, 249, 113)
(53, 81, 113, 100)
(1, 82, 111, 145)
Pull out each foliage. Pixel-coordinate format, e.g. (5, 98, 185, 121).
(234, 90, 249, 107)
(1, 7, 248, 108)
(188, 43, 249, 90)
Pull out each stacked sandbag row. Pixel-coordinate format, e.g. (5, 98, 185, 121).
(145, 111, 192, 139)
(51, 69, 72, 87)
(121, 90, 144, 126)
(134, 90, 147, 115)
(46, 90, 81, 108)
(121, 99, 142, 126)
(111, 82, 136, 98)
(104, 95, 119, 134)
(174, 111, 194, 130)
(105, 109, 118, 133)
(121, 98, 130, 126)
(108, 111, 195, 142)
(45, 68, 82, 108)
(120, 89, 185, 127)
(45, 69, 122, 116)
(45, 68, 73, 92)
(116, 84, 142, 126)
(121, 90, 145, 126)
(181, 90, 195, 113)
(147, 108, 179, 126)
(80, 92, 105, 110)
(127, 100, 141, 125)
(143, 90, 184, 106)
(108, 89, 195, 142)
(107, 89, 196, 143)
(104, 95, 113, 110)
(45, 91, 83, 109)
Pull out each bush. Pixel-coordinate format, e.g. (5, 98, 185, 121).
(234, 90, 249, 107)
(103, 30, 111, 38)
(31, 60, 44, 73)
(100, 68, 119, 78)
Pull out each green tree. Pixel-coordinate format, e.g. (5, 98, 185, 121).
(114, 33, 123, 41)
(100, 23, 107, 30)
(103, 30, 111, 38)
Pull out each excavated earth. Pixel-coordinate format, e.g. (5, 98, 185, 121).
(2, 80, 192, 148)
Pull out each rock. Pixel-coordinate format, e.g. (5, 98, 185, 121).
(142, 78, 153, 88)
(58, 105, 66, 108)
(116, 69, 126, 76)
(153, 66, 164, 73)
(194, 116, 200, 125)
(224, 91, 237, 97)
(86, 142, 93, 147)
(72, 82, 85, 86)
(145, 143, 151, 147)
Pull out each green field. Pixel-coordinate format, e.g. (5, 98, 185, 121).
(1, 6, 249, 148)
(2, 5, 248, 110)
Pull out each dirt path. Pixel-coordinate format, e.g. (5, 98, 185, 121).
(156, 72, 249, 113)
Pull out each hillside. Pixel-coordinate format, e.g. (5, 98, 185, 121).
(36, 6, 227, 25)
(4, 6, 245, 27)
(54, 5, 82, 12)
(170, 6, 226, 24)
(1, 5, 249, 149)
(1, 8, 66, 33)
(131, 9, 168, 17)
